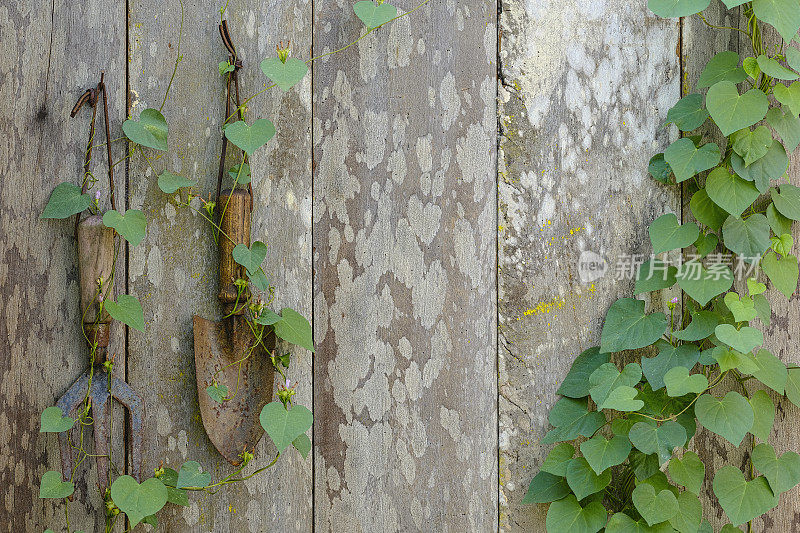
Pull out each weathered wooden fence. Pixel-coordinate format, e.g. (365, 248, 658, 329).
(2, 0, 799, 531)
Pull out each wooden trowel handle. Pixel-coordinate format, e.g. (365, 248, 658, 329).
(218, 189, 251, 314)
(77, 215, 115, 355)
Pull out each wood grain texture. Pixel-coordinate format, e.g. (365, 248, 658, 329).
(127, 0, 312, 530)
(683, 9, 800, 530)
(311, 1, 497, 531)
(497, 2, 680, 529)
(0, 0, 127, 530)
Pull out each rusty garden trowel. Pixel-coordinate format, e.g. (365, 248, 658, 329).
(193, 192, 275, 464)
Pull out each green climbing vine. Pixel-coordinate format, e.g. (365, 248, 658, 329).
(37, 0, 426, 530)
(526, 2, 800, 532)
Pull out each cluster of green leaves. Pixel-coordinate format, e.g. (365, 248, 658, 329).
(528, 4, 800, 532)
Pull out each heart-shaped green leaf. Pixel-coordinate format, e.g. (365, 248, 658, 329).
(669, 491, 703, 533)
(752, 0, 800, 43)
(589, 362, 642, 408)
(669, 450, 705, 494)
(767, 107, 800, 152)
(649, 153, 672, 184)
(540, 443, 575, 476)
(103, 209, 147, 247)
(40, 406, 75, 433)
(664, 367, 708, 397)
(629, 420, 687, 465)
(649, 213, 699, 255)
(731, 140, 788, 192)
(676, 261, 733, 306)
(206, 383, 229, 404)
(722, 214, 770, 262)
(176, 461, 211, 489)
(565, 457, 612, 500)
(224, 119, 276, 155)
(775, 81, 800, 116)
(642, 340, 700, 390)
(752, 442, 800, 494)
(690, 189, 729, 230)
(259, 402, 313, 452)
(756, 54, 799, 80)
(41, 183, 92, 219)
(664, 139, 721, 183)
(600, 298, 667, 353)
(521, 471, 570, 504)
(751, 348, 788, 394)
(698, 51, 747, 88)
(715, 324, 763, 353)
(731, 126, 773, 167)
(771, 233, 794, 256)
(666, 94, 709, 131)
(104, 294, 144, 332)
(557, 347, 609, 398)
(713, 466, 779, 526)
(748, 277, 768, 295)
(232, 241, 267, 276)
(39, 471, 75, 499)
(603, 386, 645, 412)
(541, 397, 606, 445)
(705, 167, 760, 217)
(353, 0, 398, 28)
(696, 392, 754, 446)
(749, 389, 775, 441)
(158, 468, 189, 507)
(122, 108, 168, 151)
(772, 184, 800, 220)
(634, 259, 678, 295)
(260, 57, 309, 92)
(272, 307, 314, 352)
(545, 494, 607, 533)
(158, 171, 197, 194)
(674, 311, 721, 341)
(648, 0, 711, 17)
(580, 435, 632, 475)
(762, 251, 799, 298)
(724, 292, 757, 322)
(110, 476, 168, 527)
(632, 483, 678, 526)
(707, 81, 769, 136)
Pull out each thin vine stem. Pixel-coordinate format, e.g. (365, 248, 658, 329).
(160, 0, 185, 112)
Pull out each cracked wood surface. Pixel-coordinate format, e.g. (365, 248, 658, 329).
(127, 0, 312, 530)
(311, 0, 497, 531)
(497, 1, 680, 530)
(0, 0, 127, 531)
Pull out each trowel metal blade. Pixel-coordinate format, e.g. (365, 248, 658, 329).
(193, 314, 274, 464)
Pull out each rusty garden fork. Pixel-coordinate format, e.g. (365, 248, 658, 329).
(56, 73, 146, 497)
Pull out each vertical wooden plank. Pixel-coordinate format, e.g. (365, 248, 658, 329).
(497, 2, 680, 530)
(684, 10, 800, 530)
(127, 0, 312, 529)
(0, 0, 126, 530)
(312, 1, 497, 530)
